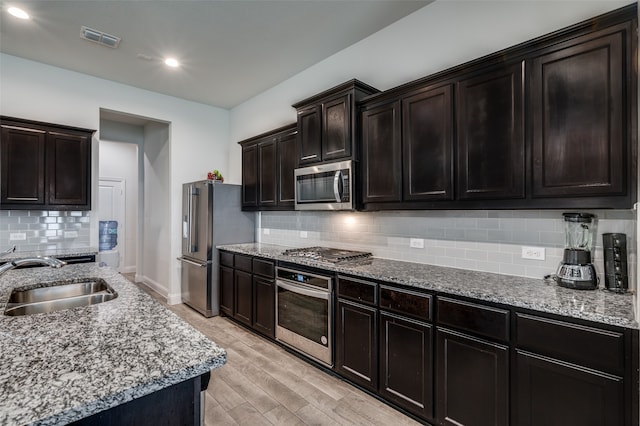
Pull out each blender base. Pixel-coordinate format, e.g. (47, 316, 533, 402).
(554, 263, 598, 290)
(554, 276, 598, 290)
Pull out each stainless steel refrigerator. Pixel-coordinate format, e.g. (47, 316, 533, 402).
(179, 181, 255, 317)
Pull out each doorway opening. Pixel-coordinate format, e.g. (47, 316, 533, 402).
(98, 109, 171, 297)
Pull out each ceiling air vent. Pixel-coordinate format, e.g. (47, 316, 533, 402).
(80, 26, 121, 48)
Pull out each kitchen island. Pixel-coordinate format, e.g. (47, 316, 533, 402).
(0, 263, 226, 425)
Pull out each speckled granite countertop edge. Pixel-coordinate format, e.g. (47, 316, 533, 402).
(0, 246, 99, 262)
(217, 243, 638, 330)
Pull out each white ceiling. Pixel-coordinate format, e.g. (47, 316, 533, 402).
(0, 1, 431, 109)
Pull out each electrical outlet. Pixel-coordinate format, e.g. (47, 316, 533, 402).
(9, 233, 26, 241)
(263, 228, 270, 235)
(521, 246, 545, 260)
(64, 231, 78, 239)
(410, 238, 425, 249)
(300, 231, 308, 238)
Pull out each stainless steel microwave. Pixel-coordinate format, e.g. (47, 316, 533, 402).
(294, 160, 353, 210)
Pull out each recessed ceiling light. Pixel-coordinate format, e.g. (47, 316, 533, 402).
(8, 6, 30, 20)
(164, 58, 180, 68)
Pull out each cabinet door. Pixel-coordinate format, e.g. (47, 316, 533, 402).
(457, 62, 525, 200)
(323, 94, 351, 160)
(515, 350, 624, 426)
(258, 139, 277, 207)
(252, 276, 275, 338)
(219, 266, 234, 317)
(379, 311, 433, 420)
(403, 85, 454, 201)
(298, 105, 322, 164)
(336, 299, 378, 392)
(277, 131, 297, 208)
(531, 27, 627, 198)
(436, 328, 508, 426)
(241, 143, 258, 208)
(1, 124, 46, 207)
(47, 131, 90, 207)
(234, 270, 253, 326)
(361, 100, 402, 203)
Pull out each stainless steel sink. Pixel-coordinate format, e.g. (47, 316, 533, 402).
(4, 278, 118, 316)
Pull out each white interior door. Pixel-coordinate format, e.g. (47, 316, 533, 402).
(98, 178, 126, 271)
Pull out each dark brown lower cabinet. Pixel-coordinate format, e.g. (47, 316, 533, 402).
(436, 328, 509, 426)
(252, 275, 275, 338)
(219, 265, 234, 316)
(379, 311, 433, 420)
(234, 270, 253, 326)
(335, 299, 378, 392)
(514, 350, 624, 426)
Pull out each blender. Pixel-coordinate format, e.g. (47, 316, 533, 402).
(554, 213, 598, 290)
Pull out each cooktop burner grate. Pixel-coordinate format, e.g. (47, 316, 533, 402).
(282, 247, 372, 263)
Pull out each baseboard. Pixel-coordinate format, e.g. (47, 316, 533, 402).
(166, 293, 182, 305)
(121, 265, 136, 274)
(140, 275, 168, 299)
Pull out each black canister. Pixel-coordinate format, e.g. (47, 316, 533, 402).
(602, 233, 628, 293)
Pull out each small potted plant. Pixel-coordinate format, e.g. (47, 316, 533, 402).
(207, 170, 224, 182)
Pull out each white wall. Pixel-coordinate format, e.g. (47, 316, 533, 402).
(142, 122, 173, 299)
(228, 0, 633, 183)
(98, 140, 139, 272)
(0, 53, 230, 298)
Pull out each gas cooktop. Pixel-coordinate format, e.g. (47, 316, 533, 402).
(282, 247, 372, 264)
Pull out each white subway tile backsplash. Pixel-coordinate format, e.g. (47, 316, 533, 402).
(0, 210, 91, 253)
(259, 210, 636, 287)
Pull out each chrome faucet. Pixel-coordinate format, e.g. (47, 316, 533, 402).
(0, 246, 16, 258)
(0, 257, 66, 276)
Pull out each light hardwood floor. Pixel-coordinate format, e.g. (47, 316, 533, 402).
(128, 276, 424, 426)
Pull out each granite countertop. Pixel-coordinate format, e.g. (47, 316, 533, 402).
(218, 242, 638, 330)
(0, 247, 99, 262)
(0, 264, 226, 425)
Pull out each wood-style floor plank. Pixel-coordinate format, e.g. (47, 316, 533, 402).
(130, 278, 423, 426)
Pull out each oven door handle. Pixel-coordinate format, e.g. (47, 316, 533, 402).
(277, 280, 330, 300)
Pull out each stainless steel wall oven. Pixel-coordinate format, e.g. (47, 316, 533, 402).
(275, 266, 333, 367)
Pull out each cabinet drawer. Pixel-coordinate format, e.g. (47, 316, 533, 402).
(253, 258, 274, 278)
(379, 286, 431, 321)
(337, 276, 377, 306)
(234, 254, 252, 273)
(220, 251, 234, 267)
(437, 297, 510, 343)
(516, 313, 625, 375)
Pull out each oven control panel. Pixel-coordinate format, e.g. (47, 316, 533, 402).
(276, 267, 332, 291)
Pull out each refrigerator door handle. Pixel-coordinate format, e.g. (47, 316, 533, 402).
(188, 185, 199, 252)
(177, 257, 208, 268)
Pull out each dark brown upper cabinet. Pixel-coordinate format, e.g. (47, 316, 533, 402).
(361, 84, 455, 206)
(403, 85, 454, 202)
(1, 116, 94, 211)
(361, 100, 402, 203)
(239, 124, 297, 211)
(277, 129, 297, 207)
(457, 61, 525, 201)
(359, 4, 636, 211)
(241, 143, 258, 207)
(530, 22, 631, 201)
(293, 80, 379, 166)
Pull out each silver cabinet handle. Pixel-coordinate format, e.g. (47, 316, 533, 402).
(300, 154, 318, 161)
(276, 280, 330, 300)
